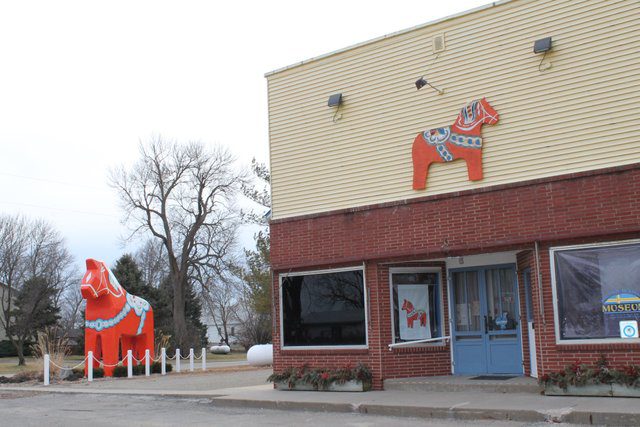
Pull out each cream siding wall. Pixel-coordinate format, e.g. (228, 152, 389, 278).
(267, 0, 640, 220)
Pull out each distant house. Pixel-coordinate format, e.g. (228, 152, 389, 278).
(201, 310, 243, 345)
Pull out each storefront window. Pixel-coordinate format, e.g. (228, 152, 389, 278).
(553, 242, 640, 341)
(281, 269, 366, 347)
(391, 271, 442, 343)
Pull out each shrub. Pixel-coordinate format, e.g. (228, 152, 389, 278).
(93, 367, 104, 378)
(0, 340, 34, 357)
(268, 363, 373, 390)
(112, 366, 127, 377)
(540, 355, 640, 389)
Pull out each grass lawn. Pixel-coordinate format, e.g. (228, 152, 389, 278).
(0, 354, 87, 376)
(0, 351, 246, 376)
(207, 351, 246, 362)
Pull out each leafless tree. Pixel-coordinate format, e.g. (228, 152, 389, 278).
(135, 238, 168, 287)
(201, 275, 240, 346)
(0, 215, 75, 364)
(110, 137, 245, 348)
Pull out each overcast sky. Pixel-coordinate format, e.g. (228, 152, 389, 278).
(0, 0, 490, 268)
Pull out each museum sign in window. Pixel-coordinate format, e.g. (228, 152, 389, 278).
(280, 268, 367, 348)
(552, 242, 640, 342)
(391, 270, 443, 344)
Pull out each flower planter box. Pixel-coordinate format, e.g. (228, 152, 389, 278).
(275, 379, 370, 392)
(544, 384, 640, 397)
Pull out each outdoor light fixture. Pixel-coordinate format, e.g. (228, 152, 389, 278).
(327, 93, 342, 107)
(533, 37, 553, 72)
(415, 77, 444, 95)
(533, 37, 552, 54)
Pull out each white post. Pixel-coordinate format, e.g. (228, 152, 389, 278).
(189, 348, 194, 372)
(201, 348, 206, 371)
(145, 349, 150, 377)
(43, 354, 50, 386)
(175, 348, 181, 373)
(127, 350, 133, 378)
(161, 347, 166, 375)
(88, 351, 93, 382)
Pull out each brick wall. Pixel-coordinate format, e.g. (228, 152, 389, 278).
(270, 164, 640, 387)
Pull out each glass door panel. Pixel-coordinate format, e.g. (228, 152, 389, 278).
(485, 268, 518, 332)
(453, 271, 481, 333)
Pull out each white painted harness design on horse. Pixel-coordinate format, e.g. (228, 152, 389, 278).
(422, 126, 483, 162)
(85, 293, 151, 335)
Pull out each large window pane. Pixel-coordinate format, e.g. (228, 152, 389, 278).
(281, 270, 366, 347)
(554, 243, 640, 341)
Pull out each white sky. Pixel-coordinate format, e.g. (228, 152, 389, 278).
(0, 0, 490, 268)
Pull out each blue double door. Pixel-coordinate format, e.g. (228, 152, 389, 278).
(451, 266, 523, 375)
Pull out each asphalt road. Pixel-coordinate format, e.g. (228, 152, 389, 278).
(0, 392, 582, 427)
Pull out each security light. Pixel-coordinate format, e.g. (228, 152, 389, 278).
(327, 93, 342, 107)
(533, 37, 552, 54)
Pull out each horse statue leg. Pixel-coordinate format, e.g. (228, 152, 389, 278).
(464, 149, 483, 181)
(101, 331, 119, 377)
(412, 134, 433, 190)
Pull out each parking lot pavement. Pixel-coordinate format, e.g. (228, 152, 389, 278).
(0, 392, 569, 427)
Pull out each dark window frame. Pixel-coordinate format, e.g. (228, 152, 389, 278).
(279, 266, 368, 350)
(389, 267, 445, 347)
(551, 240, 640, 345)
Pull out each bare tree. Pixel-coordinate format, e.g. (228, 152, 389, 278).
(0, 215, 75, 364)
(135, 238, 168, 287)
(110, 137, 244, 348)
(201, 275, 240, 346)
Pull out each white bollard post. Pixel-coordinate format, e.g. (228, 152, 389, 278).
(127, 350, 133, 378)
(44, 354, 50, 386)
(161, 347, 166, 375)
(88, 351, 93, 382)
(201, 348, 206, 371)
(175, 348, 181, 373)
(145, 349, 150, 377)
(189, 348, 194, 372)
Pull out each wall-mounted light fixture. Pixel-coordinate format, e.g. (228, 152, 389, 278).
(327, 93, 342, 107)
(328, 93, 343, 123)
(533, 36, 553, 72)
(533, 37, 552, 54)
(415, 77, 444, 95)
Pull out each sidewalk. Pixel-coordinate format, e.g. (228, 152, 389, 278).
(2, 370, 640, 426)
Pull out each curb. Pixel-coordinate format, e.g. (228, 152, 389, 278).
(3, 387, 640, 426)
(209, 397, 640, 426)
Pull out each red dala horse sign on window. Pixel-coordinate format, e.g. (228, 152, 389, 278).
(412, 98, 499, 190)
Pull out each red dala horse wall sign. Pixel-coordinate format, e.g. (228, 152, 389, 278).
(412, 98, 499, 190)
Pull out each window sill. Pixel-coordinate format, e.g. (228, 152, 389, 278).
(556, 341, 640, 351)
(391, 344, 449, 353)
(279, 348, 369, 355)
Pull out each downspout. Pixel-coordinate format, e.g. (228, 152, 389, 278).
(534, 241, 545, 376)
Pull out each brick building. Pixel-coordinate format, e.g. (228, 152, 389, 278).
(265, 0, 640, 389)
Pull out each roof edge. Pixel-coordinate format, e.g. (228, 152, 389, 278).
(264, 0, 512, 78)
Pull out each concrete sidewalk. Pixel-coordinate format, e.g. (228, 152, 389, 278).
(2, 371, 640, 425)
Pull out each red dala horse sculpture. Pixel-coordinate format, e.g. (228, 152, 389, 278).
(401, 299, 427, 328)
(412, 97, 499, 190)
(81, 258, 154, 376)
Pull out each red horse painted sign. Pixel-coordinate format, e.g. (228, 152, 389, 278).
(412, 98, 499, 190)
(402, 299, 427, 328)
(81, 258, 154, 376)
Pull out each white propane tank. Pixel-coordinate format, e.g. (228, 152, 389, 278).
(210, 345, 231, 354)
(247, 344, 273, 366)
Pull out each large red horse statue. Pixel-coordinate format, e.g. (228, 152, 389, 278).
(412, 97, 499, 190)
(81, 258, 154, 376)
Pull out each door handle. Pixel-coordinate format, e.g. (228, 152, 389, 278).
(484, 315, 488, 334)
